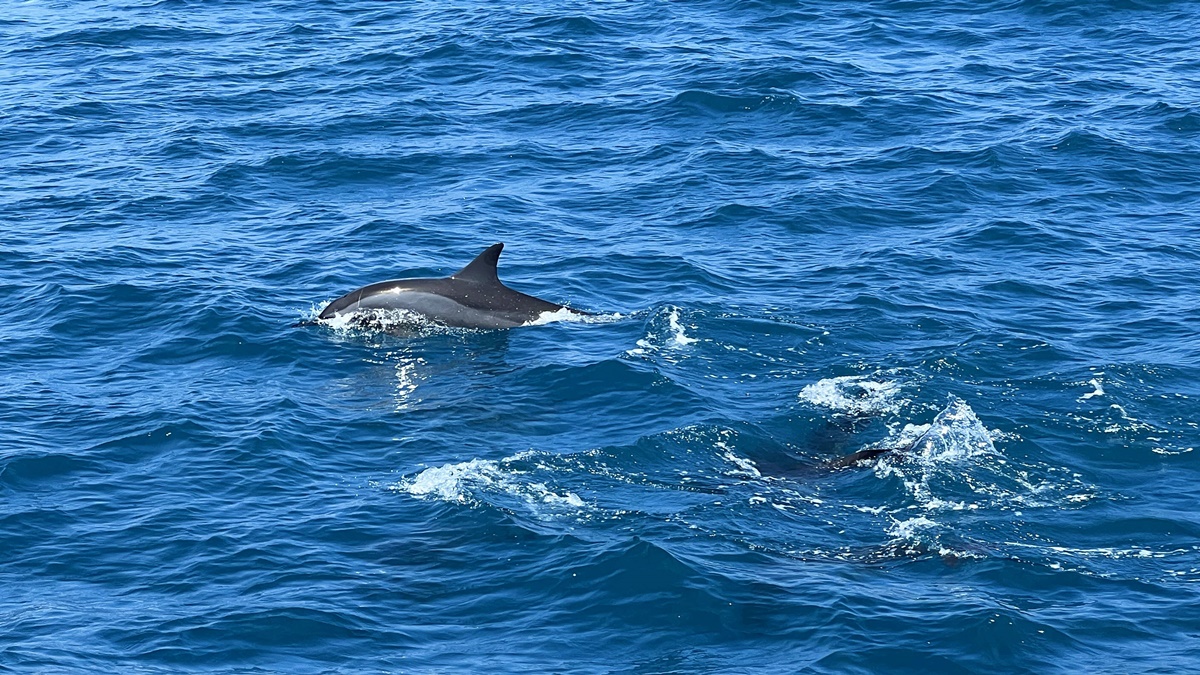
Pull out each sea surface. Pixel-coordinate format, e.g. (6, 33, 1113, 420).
(3, 0, 1200, 672)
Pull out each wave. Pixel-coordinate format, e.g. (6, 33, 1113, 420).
(38, 25, 225, 47)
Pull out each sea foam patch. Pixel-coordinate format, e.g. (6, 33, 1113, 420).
(627, 306, 699, 357)
(524, 308, 624, 326)
(798, 374, 906, 416)
(396, 455, 587, 514)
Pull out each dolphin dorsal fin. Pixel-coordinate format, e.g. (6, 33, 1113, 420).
(452, 243, 504, 284)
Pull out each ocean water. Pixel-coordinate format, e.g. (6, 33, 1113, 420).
(3, 0, 1200, 672)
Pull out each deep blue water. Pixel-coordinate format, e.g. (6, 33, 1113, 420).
(4, 0, 1200, 672)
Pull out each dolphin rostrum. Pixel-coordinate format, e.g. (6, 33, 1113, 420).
(316, 243, 590, 329)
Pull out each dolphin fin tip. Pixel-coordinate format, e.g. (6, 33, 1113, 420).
(453, 243, 506, 283)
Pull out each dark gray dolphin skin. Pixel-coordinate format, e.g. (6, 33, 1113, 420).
(316, 243, 589, 329)
(824, 445, 897, 469)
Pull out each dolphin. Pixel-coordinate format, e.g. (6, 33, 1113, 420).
(824, 398, 967, 469)
(315, 243, 590, 329)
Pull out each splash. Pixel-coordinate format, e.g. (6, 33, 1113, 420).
(887, 515, 940, 541)
(403, 458, 502, 504)
(1080, 377, 1105, 400)
(524, 308, 624, 326)
(397, 456, 586, 513)
(627, 306, 699, 356)
(870, 397, 1002, 511)
(859, 396, 1097, 565)
(304, 304, 449, 336)
(903, 396, 997, 462)
(667, 308, 698, 346)
(798, 374, 905, 416)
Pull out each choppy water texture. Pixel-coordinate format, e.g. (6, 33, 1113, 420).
(4, 0, 1200, 672)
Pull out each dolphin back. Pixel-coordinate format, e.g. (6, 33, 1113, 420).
(315, 243, 589, 327)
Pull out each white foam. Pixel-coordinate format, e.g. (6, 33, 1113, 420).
(1152, 446, 1194, 455)
(1080, 377, 1105, 400)
(887, 516, 940, 541)
(716, 434, 761, 479)
(402, 458, 506, 504)
(722, 451, 761, 479)
(798, 375, 904, 416)
(311, 305, 439, 334)
(1010, 541, 1193, 562)
(667, 308, 698, 346)
(626, 306, 699, 357)
(397, 456, 587, 514)
(524, 308, 624, 326)
(528, 483, 585, 507)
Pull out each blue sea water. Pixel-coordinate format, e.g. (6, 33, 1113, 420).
(3, 0, 1200, 671)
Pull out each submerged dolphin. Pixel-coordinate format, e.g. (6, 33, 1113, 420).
(825, 398, 965, 469)
(316, 243, 589, 329)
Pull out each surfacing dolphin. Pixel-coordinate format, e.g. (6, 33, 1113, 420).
(824, 398, 964, 469)
(315, 243, 590, 329)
